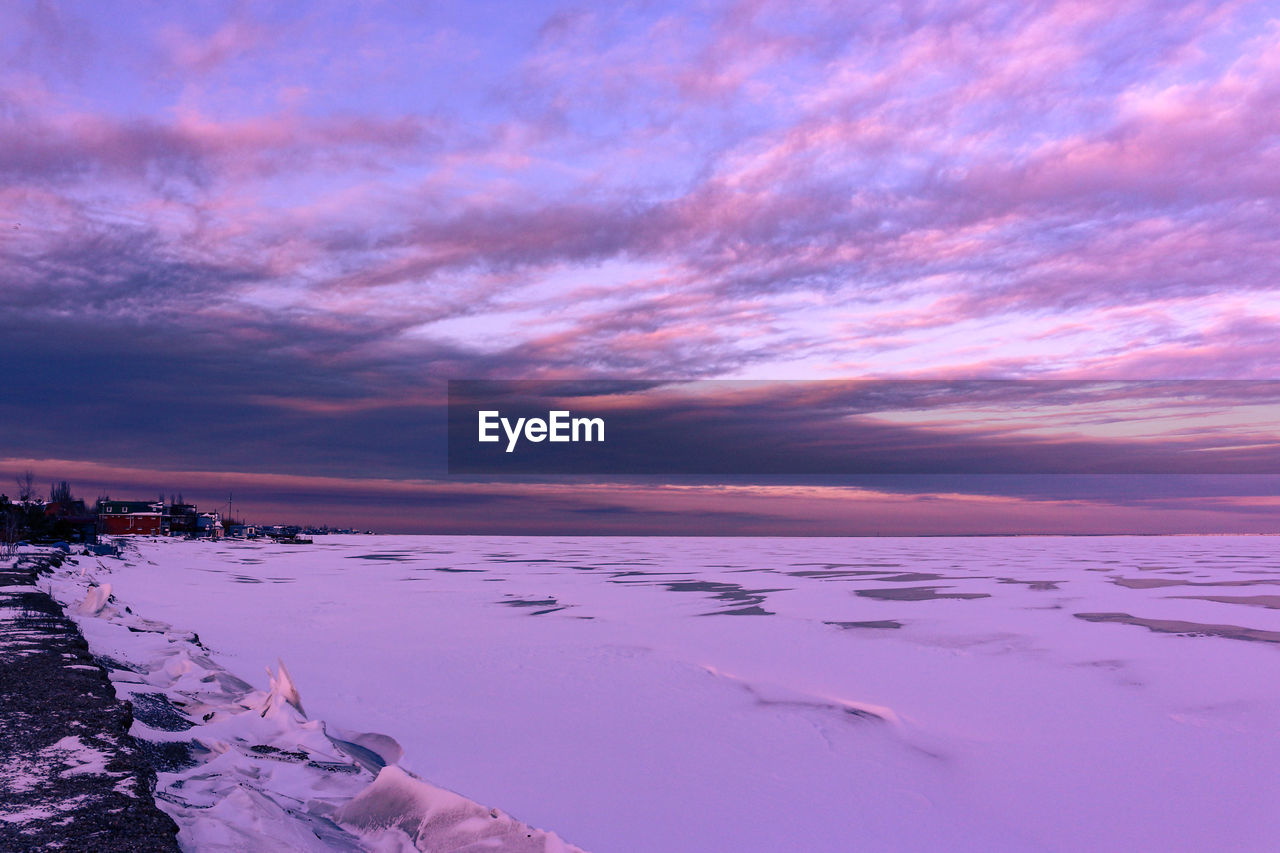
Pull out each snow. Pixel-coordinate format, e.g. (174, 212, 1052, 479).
(43, 535, 1280, 851)
(0, 715, 123, 817)
(45, 735, 115, 778)
(44, 543, 583, 853)
(335, 766, 580, 852)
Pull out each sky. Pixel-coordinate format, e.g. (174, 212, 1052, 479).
(2, 0, 1279, 533)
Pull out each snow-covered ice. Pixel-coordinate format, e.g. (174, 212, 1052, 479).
(44, 535, 1280, 851)
(43, 543, 585, 853)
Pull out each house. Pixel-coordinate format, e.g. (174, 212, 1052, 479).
(98, 500, 165, 535)
(196, 512, 223, 539)
(167, 503, 199, 536)
(96, 497, 231, 538)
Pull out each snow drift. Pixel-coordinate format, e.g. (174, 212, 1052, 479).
(46, 543, 588, 852)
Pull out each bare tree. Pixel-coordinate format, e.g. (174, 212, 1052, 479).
(1, 511, 20, 559)
(50, 480, 74, 505)
(15, 470, 35, 503)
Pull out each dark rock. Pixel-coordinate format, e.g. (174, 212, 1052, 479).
(0, 554, 181, 852)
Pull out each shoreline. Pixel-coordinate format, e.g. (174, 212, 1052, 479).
(36, 541, 584, 852)
(0, 549, 180, 851)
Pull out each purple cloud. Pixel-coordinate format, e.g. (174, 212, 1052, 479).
(4, 0, 1279, 530)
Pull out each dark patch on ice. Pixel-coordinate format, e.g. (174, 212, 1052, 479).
(701, 605, 774, 616)
(997, 578, 1062, 591)
(1074, 612, 1280, 644)
(231, 575, 263, 584)
(348, 553, 415, 562)
(791, 568, 982, 584)
(1170, 594, 1280, 610)
(1112, 577, 1280, 590)
(608, 570, 695, 579)
(431, 567, 484, 573)
(825, 620, 904, 630)
(655, 580, 786, 614)
(129, 692, 193, 732)
(787, 569, 898, 579)
(499, 597, 570, 615)
(856, 586, 990, 601)
(790, 562, 903, 569)
(389, 548, 455, 555)
(874, 572, 952, 583)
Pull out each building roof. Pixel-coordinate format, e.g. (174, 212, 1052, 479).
(100, 501, 163, 513)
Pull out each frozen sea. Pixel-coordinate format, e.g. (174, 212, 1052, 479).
(59, 535, 1280, 851)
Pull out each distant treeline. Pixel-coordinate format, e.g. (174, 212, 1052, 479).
(1, 473, 96, 555)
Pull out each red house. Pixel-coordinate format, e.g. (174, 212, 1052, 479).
(99, 500, 165, 535)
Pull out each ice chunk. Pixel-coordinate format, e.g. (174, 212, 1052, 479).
(179, 786, 354, 853)
(335, 766, 585, 853)
(326, 726, 405, 772)
(261, 659, 305, 718)
(74, 583, 111, 616)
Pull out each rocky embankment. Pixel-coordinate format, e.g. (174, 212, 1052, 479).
(0, 550, 180, 852)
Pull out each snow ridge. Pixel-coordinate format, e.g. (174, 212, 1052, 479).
(44, 546, 586, 853)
